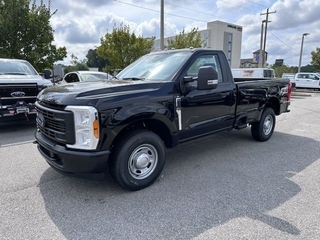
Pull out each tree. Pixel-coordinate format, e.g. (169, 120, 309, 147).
(270, 64, 294, 78)
(0, 0, 67, 71)
(64, 54, 89, 73)
(166, 27, 204, 49)
(86, 48, 109, 70)
(311, 47, 320, 70)
(97, 23, 155, 70)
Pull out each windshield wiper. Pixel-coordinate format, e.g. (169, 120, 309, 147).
(2, 72, 27, 75)
(122, 77, 145, 80)
(109, 76, 119, 81)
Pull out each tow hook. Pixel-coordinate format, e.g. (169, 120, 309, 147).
(25, 110, 29, 121)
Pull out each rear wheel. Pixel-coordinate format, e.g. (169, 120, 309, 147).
(251, 108, 276, 142)
(110, 130, 166, 191)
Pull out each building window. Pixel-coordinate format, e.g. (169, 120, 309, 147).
(203, 41, 207, 48)
(203, 31, 208, 39)
(227, 33, 232, 65)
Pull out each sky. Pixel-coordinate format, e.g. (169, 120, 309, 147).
(45, 0, 320, 67)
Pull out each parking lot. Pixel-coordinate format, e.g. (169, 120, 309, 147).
(1, 90, 320, 240)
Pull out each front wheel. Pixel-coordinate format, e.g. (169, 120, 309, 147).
(110, 130, 166, 191)
(251, 108, 276, 142)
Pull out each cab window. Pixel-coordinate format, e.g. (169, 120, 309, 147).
(186, 54, 223, 82)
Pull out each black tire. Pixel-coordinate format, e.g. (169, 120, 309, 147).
(110, 130, 166, 191)
(251, 108, 276, 142)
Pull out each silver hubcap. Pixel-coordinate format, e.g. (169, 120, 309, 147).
(263, 114, 273, 135)
(128, 144, 158, 180)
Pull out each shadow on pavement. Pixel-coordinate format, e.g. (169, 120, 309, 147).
(38, 129, 320, 239)
(0, 117, 36, 146)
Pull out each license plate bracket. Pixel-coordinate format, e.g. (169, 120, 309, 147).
(16, 106, 29, 114)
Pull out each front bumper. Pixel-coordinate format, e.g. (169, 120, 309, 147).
(0, 102, 37, 117)
(35, 131, 110, 174)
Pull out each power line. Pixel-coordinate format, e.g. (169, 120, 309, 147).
(245, 0, 268, 8)
(216, 0, 262, 14)
(114, 0, 208, 23)
(274, 12, 304, 34)
(267, 30, 299, 53)
(115, 0, 260, 30)
(157, 0, 216, 18)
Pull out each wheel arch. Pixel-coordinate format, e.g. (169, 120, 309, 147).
(265, 97, 280, 115)
(110, 116, 176, 151)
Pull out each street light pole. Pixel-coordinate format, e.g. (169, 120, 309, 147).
(160, 0, 164, 50)
(298, 33, 310, 73)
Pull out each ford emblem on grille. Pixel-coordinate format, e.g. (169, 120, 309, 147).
(11, 91, 25, 97)
(36, 113, 46, 128)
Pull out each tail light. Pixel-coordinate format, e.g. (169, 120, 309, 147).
(287, 82, 292, 101)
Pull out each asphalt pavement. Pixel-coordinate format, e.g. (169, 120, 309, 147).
(0, 90, 320, 240)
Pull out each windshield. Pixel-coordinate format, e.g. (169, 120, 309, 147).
(0, 60, 38, 75)
(79, 73, 112, 82)
(116, 51, 193, 81)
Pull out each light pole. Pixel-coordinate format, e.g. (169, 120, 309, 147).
(298, 33, 310, 73)
(160, 0, 164, 50)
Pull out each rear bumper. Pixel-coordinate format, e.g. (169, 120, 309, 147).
(35, 131, 110, 175)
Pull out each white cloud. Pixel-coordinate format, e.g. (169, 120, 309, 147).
(47, 0, 320, 67)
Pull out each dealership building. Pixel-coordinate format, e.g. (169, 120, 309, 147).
(154, 20, 243, 68)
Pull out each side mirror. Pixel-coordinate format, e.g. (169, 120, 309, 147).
(43, 69, 52, 79)
(197, 66, 218, 90)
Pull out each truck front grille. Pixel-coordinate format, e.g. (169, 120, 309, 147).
(35, 101, 75, 144)
(0, 83, 38, 105)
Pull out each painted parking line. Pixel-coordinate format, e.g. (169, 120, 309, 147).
(1, 140, 35, 148)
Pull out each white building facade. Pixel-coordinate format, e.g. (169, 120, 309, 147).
(154, 20, 243, 68)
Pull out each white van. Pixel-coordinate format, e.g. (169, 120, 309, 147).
(294, 72, 320, 90)
(231, 68, 275, 79)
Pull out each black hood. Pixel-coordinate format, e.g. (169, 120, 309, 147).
(37, 79, 163, 106)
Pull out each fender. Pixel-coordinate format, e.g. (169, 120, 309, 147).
(98, 102, 178, 149)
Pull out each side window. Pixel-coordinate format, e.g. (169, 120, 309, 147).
(298, 74, 307, 79)
(264, 70, 275, 78)
(186, 54, 223, 83)
(65, 73, 79, 83)
(309, 74, 315, 80)
(64, 73, 73, 83)
(74, 74, 80, 82)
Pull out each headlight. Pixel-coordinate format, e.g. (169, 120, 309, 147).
(65, 106, 99, 150)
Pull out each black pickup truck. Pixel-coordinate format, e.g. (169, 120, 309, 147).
(34, 49, 291, 191)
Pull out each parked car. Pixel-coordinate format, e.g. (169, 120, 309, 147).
(34, 48, 291, 191)
(60, 71, 113, 84)
(293, 72, 320, 90)
(0, 58, 52, 120)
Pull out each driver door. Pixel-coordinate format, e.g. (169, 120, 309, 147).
(179, 53, 236, 141)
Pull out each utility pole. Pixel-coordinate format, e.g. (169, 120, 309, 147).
(258, 21, 264, 68)
(260, 8, 276, 67)
(160, 0, 164, 50)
